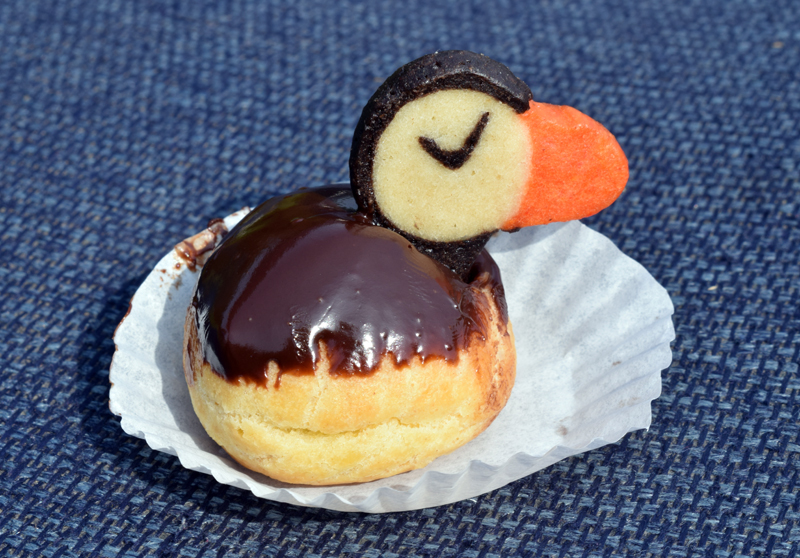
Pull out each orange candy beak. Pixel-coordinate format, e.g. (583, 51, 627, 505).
(502, 100, 629, 229)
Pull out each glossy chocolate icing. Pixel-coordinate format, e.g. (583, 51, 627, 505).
(192, 186, 508, 384)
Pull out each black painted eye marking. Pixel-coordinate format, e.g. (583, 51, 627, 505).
(418, 112, 490, 170)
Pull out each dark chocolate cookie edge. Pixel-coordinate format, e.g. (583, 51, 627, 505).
(349, 51, 533, 224)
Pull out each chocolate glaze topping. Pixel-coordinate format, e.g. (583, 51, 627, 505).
(192, 185, 508, 385)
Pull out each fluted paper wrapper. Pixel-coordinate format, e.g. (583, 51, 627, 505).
(110, 208, 674, 513)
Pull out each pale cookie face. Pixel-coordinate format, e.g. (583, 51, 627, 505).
(372, 89, 532, 243)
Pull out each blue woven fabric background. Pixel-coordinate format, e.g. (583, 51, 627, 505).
(1, 0, 798, 556)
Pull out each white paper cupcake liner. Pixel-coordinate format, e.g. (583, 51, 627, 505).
(109, 206, 674, 513)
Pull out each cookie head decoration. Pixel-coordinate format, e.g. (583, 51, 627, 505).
(351, 50, 629, 275)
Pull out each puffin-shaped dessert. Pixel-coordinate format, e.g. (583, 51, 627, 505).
(183, 51, 628, 485)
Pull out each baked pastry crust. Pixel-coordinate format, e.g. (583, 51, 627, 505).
(183, 287, 515, 486)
